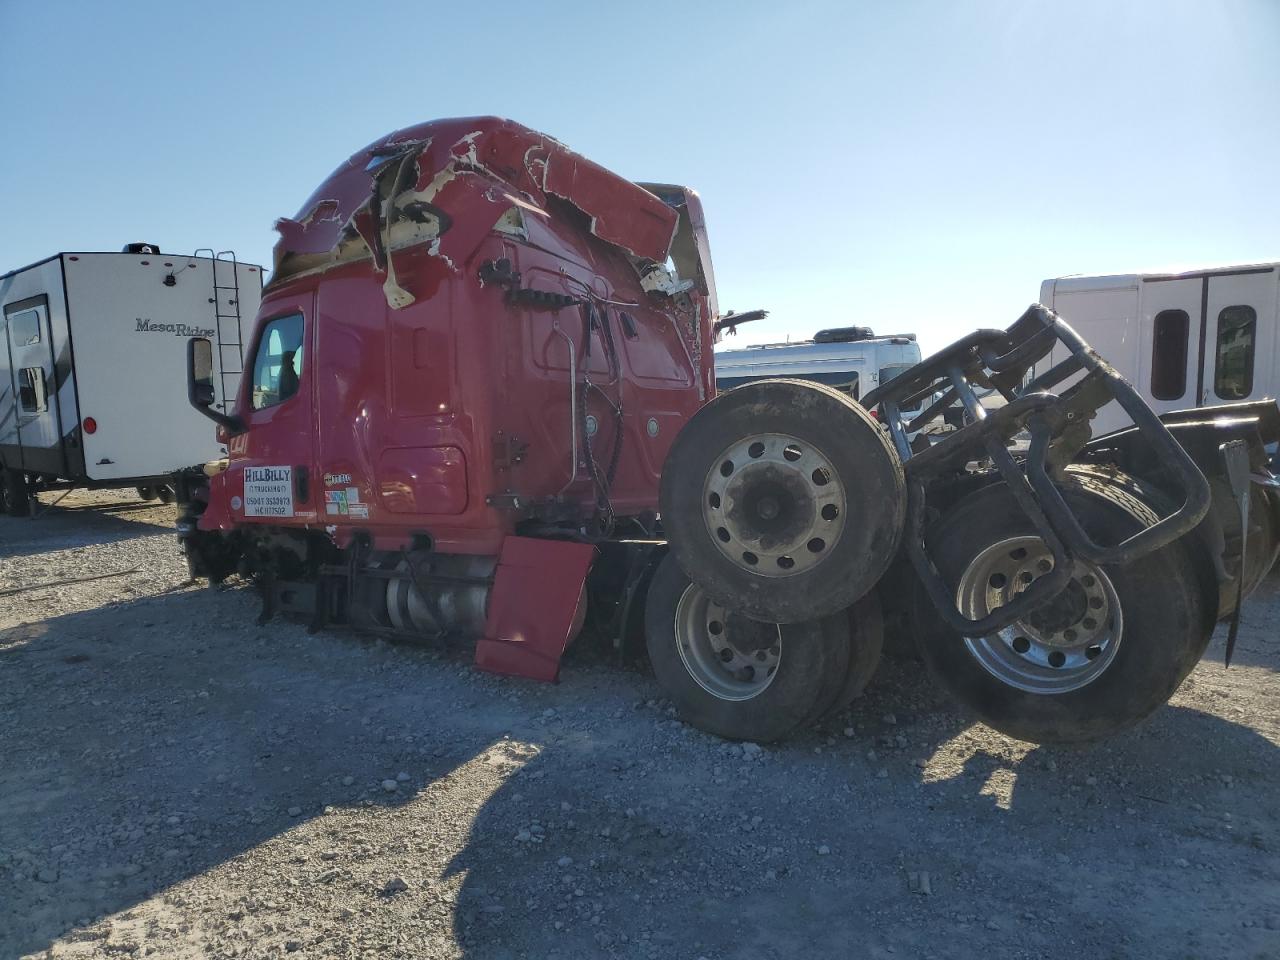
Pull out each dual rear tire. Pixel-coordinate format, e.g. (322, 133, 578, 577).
(910, 469, 1214, 744)
(644, 554, 883, 742)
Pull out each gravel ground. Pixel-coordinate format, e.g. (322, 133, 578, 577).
(2, 489, 1278, 960)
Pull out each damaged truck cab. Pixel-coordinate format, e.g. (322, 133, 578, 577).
(183, 117, 720, 677)
(181, 115, 1280, 747)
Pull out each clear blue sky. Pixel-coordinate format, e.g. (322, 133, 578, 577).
(2, 0, 1277, 353)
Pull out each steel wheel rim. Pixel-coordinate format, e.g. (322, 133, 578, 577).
(674, 582, 781, 701)
(702, 432, 847, 578)
(956, 536, 1123, 695)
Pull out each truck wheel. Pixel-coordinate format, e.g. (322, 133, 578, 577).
(911, 471, 1211, 744)
(157, 485, 175, 504)
(825, 590, 885, 718)
(660, 378, 905, 623)
(4, 469, 31, 517)
(137, 486, 158, 501)
(644, 554, 847, 742)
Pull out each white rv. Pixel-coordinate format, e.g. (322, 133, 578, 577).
(0, 246, 262, 514)
(1040, 262, 1279, 435)
(715, 326, 922, 398)
(714, 326, 928, 431)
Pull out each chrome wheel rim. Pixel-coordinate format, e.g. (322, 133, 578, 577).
(702, 433, 847, 578)
(956, 536, 1122, 695)
(674, 582, 781, 701)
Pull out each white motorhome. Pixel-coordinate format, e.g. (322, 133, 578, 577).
(715, 326, 921, 397)
(714, 326, 927, 432)
(0, 246, 262, 514)
(1040, 262, 1279, 435)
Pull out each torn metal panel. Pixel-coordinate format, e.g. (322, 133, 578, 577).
(267, 117, 683, 308)
(537, 149, 678, 262)
(637, 183, 719, 318)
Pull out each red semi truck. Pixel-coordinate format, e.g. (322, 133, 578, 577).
(178, 116, 1280, 745)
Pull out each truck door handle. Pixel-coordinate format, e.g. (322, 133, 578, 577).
(294, 466, 310, 503)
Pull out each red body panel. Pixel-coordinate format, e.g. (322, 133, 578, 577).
(200, 117, 718, 556)
(474, 536, 597, 682)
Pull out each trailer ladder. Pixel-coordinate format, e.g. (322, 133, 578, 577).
(196, 249, 245, 411)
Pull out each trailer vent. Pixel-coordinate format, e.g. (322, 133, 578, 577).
(122, 242, 161, 254)
(813, 326, 875, 343)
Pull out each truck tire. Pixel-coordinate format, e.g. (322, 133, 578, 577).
(660, 378, 905, 624)
(910, 469, 1211, 744)
(4, 468, 31, 517)
(824, 589, 886, 718)
(137, 486, 159, 501)
(644, 554, 847, 742)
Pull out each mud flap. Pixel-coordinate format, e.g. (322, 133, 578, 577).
(475, 537, 597, 682)
(1221, 440, 1251, 667)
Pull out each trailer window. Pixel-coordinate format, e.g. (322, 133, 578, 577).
(1214, 305, 1256, 400)
(9, 309, 41, 346)
(18, 367, 47, 413)
(250, 313, 305, 410)
(878, 363, 913, 385)
(1150, 309, 1189, 401)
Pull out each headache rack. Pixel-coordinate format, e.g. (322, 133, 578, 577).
(861, 303, 1213, 636)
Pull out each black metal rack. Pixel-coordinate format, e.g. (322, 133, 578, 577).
(862, 304, 1212, 636)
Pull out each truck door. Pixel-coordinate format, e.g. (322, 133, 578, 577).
(230, 293, 318, 524)
(1138, 277, 1200, 417)
(1200, 269, 1277, 408)
(3, 299, 65, 474)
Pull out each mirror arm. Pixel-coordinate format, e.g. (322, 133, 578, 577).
(196, 405, 246, 436)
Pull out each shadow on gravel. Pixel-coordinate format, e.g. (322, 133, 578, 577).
(443, 657, 1280, 959)
(0, 499, 174, 560)
(3, 583, 1277, 959)
(0, 589, 494, 959)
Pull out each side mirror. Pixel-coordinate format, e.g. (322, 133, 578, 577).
(189, 338, 215, 406)
(187, 337, 244, 435)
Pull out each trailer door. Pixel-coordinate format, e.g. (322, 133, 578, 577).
(3, 299, 66, 475)
(1138, 277, 1200, 417)
(1201, 270, 1277, 408)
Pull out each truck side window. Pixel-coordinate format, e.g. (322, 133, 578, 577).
(250, 313, 305, 410)
(1150, 309, 1189, 401)
(1214, 305, 1256, 400)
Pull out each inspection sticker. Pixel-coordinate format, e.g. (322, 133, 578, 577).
(244, 465, 294, 517)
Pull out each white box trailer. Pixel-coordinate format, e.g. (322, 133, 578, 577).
(1039, 262, 1279, 436)
(0, 247, 262, 514)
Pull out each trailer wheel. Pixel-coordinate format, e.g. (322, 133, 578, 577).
(137, 486, 159, 501)
(825, 590, 885, 718)
(911, 471, 1211, 744)
(644, 554, 847, 742)
(660, 378, 905, 623)
(3, 468, 31, 517)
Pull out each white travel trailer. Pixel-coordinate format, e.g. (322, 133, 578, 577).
(714, 326, 929, 435)
(715, 326, 922, 399)
(1040, 262, 1279, 435)
(0, 246, 262, 514)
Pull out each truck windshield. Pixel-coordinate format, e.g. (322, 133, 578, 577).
(250, 313, 305, 410)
